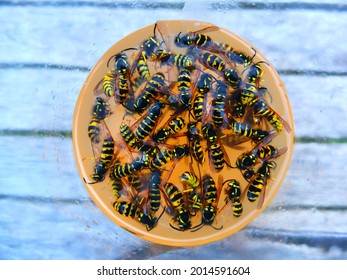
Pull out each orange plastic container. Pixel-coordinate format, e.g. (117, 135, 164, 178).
(72, 20, 294, 246)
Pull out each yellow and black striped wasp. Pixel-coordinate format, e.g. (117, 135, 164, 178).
(223, 68, 241, 89)
(198, 51, 226, 76)
(148, 170, 162, 214)
(92, 97, 111, 120)
(133, 100, 166, 141)
(180, 171, 202, 215)
(110, 151, 149, 180)
(201, 99, 232, 173)
(225, 118, 272, 146)
(186, 121, 205, 164)
(191, 174, 223, 232)
(152, 116, 185, 144)
(217, 43, 256, 67)
(162, 182, 192, 231)
(129, 22, 163, 79)
(84, 136, 115, 184)
(211, 80, 229, 128)
(149, 147, 174, 170)
(252, 97, 292, 133)
(236, 143, 287, 172)
(220, 178, 243, 218)
(237, 143, 287, 185)
(132, 72, 169, 114)
(177, 68, 193, 108)
(108, 49, 138, 105)
(192, 72, 214, 122)
(114, 193, 165, 231)
(119, 121, 139, 150)
(174, 25, 220, 50)
(87, 97, 112, 146)
(242, 160, 276, 208)
(151, 48, 195, 71)
(88, 117, 102, 144)
(149, 144, 190, 171)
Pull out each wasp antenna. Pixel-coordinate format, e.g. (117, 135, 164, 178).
(257, 60, 270, 66)
(153, 22, 158, 37)
(211, 224, 223, 231)
(107, 54, 118, 68)
(157, 206, 166, 220)
(122, 47, 138, 52)
(169, 221, 185, 231)
(250, 47, 257, 62)
(190, 222, 204, 232)
(222, 178, 236, 187)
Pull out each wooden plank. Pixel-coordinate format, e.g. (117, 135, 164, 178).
(1, 68, 347, 138)
(0, 199, 146, 259)
(0, 6, 346, 72)
(0, 69, 87, 132)
(273, 143, 347, 208)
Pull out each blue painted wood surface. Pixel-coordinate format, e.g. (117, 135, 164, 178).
(0, 0, 346, 260)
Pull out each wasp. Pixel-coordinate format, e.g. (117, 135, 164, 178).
(218, 43, 255, 67)
(199, 52, 225, 74)
(163, 182, 192, 231)
(128, 173, 143, 192)
(149, 148, 173, 170)
(107, 50, 136, 104)
(192, 175, 223, 231)
(110, 153, 149, 180)
(237, 143, 287, 170)
(187, 122, 205, 164)
(85, 136, 115, 184)
(137, 141, 158, 158)
(152, 49, 194, 70)
(244, 61, 269, 84)
(202, 124, 231, 172)
(180, 171, 202, 214)
(134, 101, 166, 141)
(222, 179, 243, 218)
(252, 98, 292, 133)
(208, 143, 226, 172)
(93, 97, 111, 120)
(88, 117, 102, 144)
(114, 196, 164, 231)
(119, 122, 139, 150)
(172, 144, 190, 159)
(192, 73, 213, 121)
(227, 119, 270, 143)
(180, 171, 199, 189)
(212, 80, 228, 128)
(202, 123, 217, 145)
(136, 52, 151, 81)
(239, 81, 260, 105)
(111, 178, 123, 200)
(174, 25, 219, 49)
(102, 70, 117, 98)
(148, 170, 162, 214)
(133, 72, 168, 114)
(130, 23, 161, 77)
(152, 116, 185, 143)
(244, 160, 276, 206)
(223, 68, 241, 89)
(177, 68, 192, 107)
